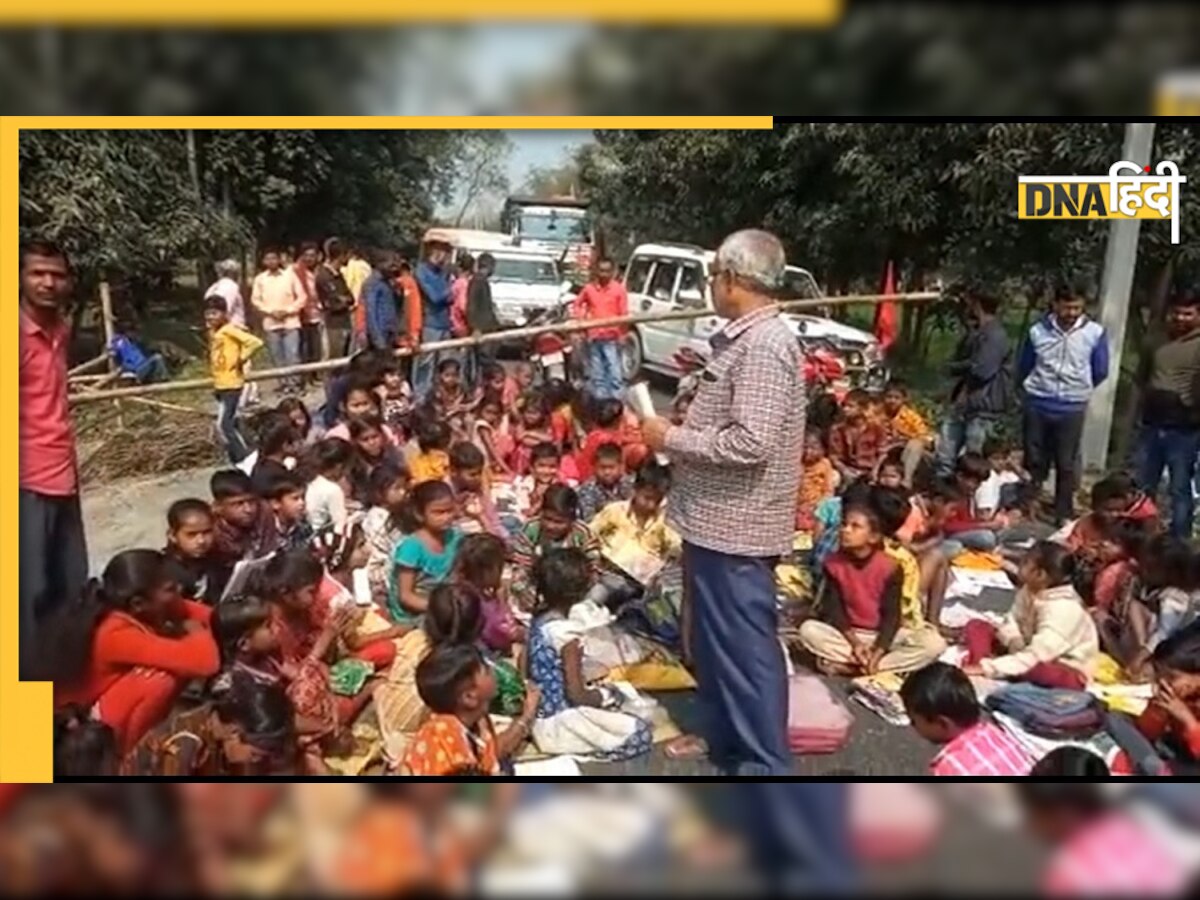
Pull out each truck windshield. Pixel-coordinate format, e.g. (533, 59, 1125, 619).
(781, 269, 821, 299)
(491, 257, 561, 284)
(518, 211, 591, 243)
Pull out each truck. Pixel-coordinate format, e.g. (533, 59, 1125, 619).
(501, 195, 597, 277)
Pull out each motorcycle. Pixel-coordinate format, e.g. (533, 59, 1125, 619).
(526, 300, 577, 384)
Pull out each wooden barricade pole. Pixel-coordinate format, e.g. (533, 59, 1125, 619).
(97, 280, 125, 427)
(70, 290, 939, 405)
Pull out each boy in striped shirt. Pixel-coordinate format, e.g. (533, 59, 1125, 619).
(900, 661, 1035, 776)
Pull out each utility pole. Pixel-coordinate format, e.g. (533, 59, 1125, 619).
(1080, 122, 1156, 474)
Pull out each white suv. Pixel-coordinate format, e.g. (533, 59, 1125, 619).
(620, 242, 885, 386)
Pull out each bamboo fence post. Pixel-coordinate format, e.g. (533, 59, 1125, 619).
(69, 290, 938, 405)
(67, 351, 109, 378)
(98, 280, 124, 428)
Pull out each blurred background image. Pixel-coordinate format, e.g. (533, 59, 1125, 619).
(1, 4, 1200, 115)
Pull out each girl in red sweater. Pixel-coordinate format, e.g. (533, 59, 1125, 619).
(50, 549, 220, 753)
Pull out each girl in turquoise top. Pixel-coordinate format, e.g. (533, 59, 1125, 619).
(389, 480, 462, 623)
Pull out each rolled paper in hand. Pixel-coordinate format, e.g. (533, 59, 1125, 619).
(626, 381, 656, 421)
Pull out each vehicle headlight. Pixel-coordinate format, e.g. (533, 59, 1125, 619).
(846, 350, 864, 367)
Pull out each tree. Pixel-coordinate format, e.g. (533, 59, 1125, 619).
(521, 160, 582, 198)
(448, 131, 512, 227)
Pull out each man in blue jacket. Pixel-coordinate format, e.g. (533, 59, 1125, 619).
(414, 241, 454, 398)
(1018, 284, 1110, 523)
(363, 254, 401, 352)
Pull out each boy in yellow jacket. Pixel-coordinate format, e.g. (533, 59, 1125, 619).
(205, 295, 264, 463)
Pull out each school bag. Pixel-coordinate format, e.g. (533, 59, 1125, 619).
(787, 673, 853, 754)
(985, 683, 1105, 739)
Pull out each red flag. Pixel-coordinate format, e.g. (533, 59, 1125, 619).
(874, 260, 899, 352)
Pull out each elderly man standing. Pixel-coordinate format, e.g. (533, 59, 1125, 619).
(642, 230, 851, 889)
(19, 240, 89, 680)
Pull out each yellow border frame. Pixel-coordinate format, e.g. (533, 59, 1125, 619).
(2, 114, 773, 783)
(1, 1, 841, 24)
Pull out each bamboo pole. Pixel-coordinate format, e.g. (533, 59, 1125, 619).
(68, 351, 109, 377)
(97, 280, 125, 427)
(70, 290, 938, 405)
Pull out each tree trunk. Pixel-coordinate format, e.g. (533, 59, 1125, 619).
(186, 130, 206, 287)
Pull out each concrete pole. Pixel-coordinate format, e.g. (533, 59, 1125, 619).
(1080, 122, 1156, 474)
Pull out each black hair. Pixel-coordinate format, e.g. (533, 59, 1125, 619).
(275, 396, 313, 436)
(1139, 534, 1195, 591)
(869, 485, 912, 539)
(368, 462, 410, 510)
(841, 478, 874, 509)
(1024, 541, 1077, 587)
(521, 389, 551, 419)
(1027, 750, 1111, 781)
(955, 451, 991, 484)
(1053, 278, 1091, 305)
(204, 295, 229, 315)
(1167, 289, 1200, 310)
(312, 437, 354, 475)
(530, 441, 561, 466)
(298, 240, 320, 255)
(424, 583, 484, 646)
(805, 430, 828, 452)
(449, 441, 485, 472)
(324, 237, 345, 260)
(541, 483, 580, 521)
(402, 479, 455, 532)
(415, 643, 486, 715)
(842, 500, 883, 535)
(543, 377, 575, 410)
(210, 595, 272, 665)
(341, 374, 384, 410)
(982, 437, 1010, 459)
(348, 349, 391, 379)
(634, 460, 672, 496)
(883, 378, 908, 395)
(1099, 516, 1149, 560)
(593, 397, 624, 429)
(210, 468, 256, 501)
(480, 360, 505, 382)
(844, 388, 871, 407)
(436, 357, 462, 376)
(899, 662, 981, 728)
(54, 705, 118, 776)
(1151, 618, 1200, 674)
(20, 237, 70, 271)
(478, 390, 504, 414)
(262, 471, 306, 502)
(457, 253, 475, 273)
(454, 533, 507, 592)
(876, 452, 904, 477)
(594, 441, 624, 465)
(32, 549, 171, 684)
(971, 289, 1001, 316)
(416, 417, 452, 452)
(1091, 474, 1133, 508)
(213, 678, 295, 759)
(256, 548, 323, 601)
(347, 412, 386, 445)
(167, 498, 213, 530)
(258, 417, 301, 458)
(926, 476, 964, 504)
(534, 548, 594, 614)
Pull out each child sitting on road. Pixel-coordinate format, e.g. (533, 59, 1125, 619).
(961, 541, 1100, 689)
(263, 471, 312, 553)
(589, 461, 681, 605)
(940, 452, 1002, 558)
(511, 390, 556, 476)
(1117, 620, 1200, 773)
(362, 463, 410, 604)
(473, 390, 515, 477)
(576, 396, 626, 482)
(454, 533, 525, 657)
(247, 415, 303, 494)
(900, 662, 1034, 777)
(577, 441, 634, 523)
(509, 484, 601, 611)
(210, 469, 276, 568)
(881, 379, 933, 486)
(1116, 535, 1197, 680)
(798, 500, 945, 675)
(448, 441, 504, 537)
(379, 358, 414, 435)
(390, 480, 462, 624)
(797, 431, 839, 532)
(427, 358, 475, 443)
(512, 441, 571, 522)
(1060, 473, 1160, 551)
(872, 486, 948, 652)
(304, 438, 354, 534)
(828, 389, 889, 482)
(406, 416, 452, 486)
(326, 375, 399, 446)
(975, 438, 1026, 521)
(162, 498, 222, 605)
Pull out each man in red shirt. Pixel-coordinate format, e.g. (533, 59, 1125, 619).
(573, 257, 628, 400)
(19, 239, 89, 680)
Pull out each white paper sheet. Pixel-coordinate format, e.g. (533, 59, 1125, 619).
(512, 757, 583, 777)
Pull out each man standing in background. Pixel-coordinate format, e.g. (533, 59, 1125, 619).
(413, 241, 454, 398)
(251, 247, 305, 396)
(19, 240, 89, 681)
(467, 251, 502, 376)
(573, 257, 628, 399)
(1136, 291, 1200, 538)
(1017, 283, 1110, 524)
(316, 237, 356, 359)
(293, 241, 323, 369)
(342, 242, 372, 353)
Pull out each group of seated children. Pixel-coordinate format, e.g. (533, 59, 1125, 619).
(49, 350, 684, 776)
